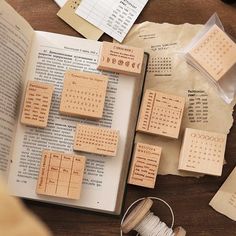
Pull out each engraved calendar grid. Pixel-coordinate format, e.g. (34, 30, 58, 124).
(178, 128, 227, 176)
(60, 71, 108, 119)
(74, 124, 119, 156)
(137, 89, 185, 138)
(189, 24, 236, 81)
(36, 151, 86, 199)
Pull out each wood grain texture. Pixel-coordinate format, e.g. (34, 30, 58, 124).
(7, 0, 236, 235)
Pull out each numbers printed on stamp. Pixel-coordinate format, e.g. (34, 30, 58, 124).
(137, 89, 185, 139)
(21, 81, 54, 128)
(178, 128, 227, 176)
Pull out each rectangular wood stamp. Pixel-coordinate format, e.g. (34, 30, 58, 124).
(21, 81, 54, 128)
(36, 150, 86, 199)
(60, 71, 108, 119)
(74, 124, 119, 157)
(136, 89, 185, 139)
(178, 128, 227, 176)
(189, 24, 236, 81)
(97, 42, 144, 76)
(128, 142, 162, 188)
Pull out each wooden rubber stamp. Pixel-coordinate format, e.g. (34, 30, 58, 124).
(60, 70, 108, 119)
(137, 89, 185, 139)
(36, 150, 86, 199)
(178, 128, 227, 176)
(188, 24, 236, 81)
(21, 81, 54, 128)
(128, 143, 162, 188)
(74, 124, 119, 157)
(97, 42, 144, 76)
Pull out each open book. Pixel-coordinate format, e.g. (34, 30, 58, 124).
(0, 0, 148, 215)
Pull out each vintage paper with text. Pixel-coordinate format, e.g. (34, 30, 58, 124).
(209, 167, 236, 221)
(122, 22, 235, 177)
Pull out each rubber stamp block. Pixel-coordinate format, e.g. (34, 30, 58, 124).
(60, 71, 108, 119)
(136, 89, 185, 139)
(178, 128, 227, 176)
(36, 150, 86, 199)
(74, 124, 119, 157)
(97, 42, 144, 76)
(189, 24, 236, 81)
(128, 143, 162, 188)
(21, 81, 54, 128)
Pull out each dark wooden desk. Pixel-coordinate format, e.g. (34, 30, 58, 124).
(7, 0, 236, 235)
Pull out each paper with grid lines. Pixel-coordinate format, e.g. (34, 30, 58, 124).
(75, 0, 148, 42)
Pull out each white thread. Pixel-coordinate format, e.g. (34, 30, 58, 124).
(135, 212, 174, 236)
(120, 197, 175, 236)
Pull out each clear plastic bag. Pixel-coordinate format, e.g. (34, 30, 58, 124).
(183, 13, 236, 103)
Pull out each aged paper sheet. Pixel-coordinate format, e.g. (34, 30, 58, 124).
(122, 22, 235, 176)
(210, 167, 236, 220)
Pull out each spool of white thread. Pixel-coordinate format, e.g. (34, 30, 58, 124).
(121, 197, 186, 236)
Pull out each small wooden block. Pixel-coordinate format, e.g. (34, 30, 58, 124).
(178, 128, 227, 176)
(36, 150, 86, 199)
(60, 71, 108, 119)
(128, 143, 162, 188)
(21, 81, 54, 128)
(97, 42, 144, 76)
(137, 89, 185, 139)
(189, 24, 236, 81)
(74, 124, 119, 157)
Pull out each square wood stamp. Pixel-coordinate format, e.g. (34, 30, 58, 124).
(178, 128, 227, 176)
(36, 150, 86, 199)
(60, 71, 108, 119)
(97, 42, 144, 76)
(128, 142, 162, 188)
(74, 124, 119, 157)
(21, 81, 54, 128)
(189, 24, 236, 81)
(136, 89, 185, 139)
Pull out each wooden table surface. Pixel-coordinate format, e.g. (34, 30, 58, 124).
(7, 0, 236, 235)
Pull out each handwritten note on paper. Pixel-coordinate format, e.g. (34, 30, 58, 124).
(210, 167, 236, 221)
(75, 0, 148, 42)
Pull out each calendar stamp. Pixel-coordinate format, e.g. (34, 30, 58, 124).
(21, 81, 54, 128)
(74, 124, 119, 157)
(98, 42, 144, 76)
(189, 24, 236, 81)
(36, 150, 86, 199)
(178, 128, 227, 176)
(137, 89, 185, 139)
(128, 142, 162, 188)
(60, 71, 108, 119)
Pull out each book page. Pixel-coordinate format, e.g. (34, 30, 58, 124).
(210, 167, 236, 221)
(7, 31, 138, 213)
(121, 22, 236, 177)
(0, 0, 34, 178)
(76, 0, 148, 42)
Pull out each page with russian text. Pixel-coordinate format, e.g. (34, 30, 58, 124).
(7, 31, 138, 213)
(0, 0, 34, 179)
